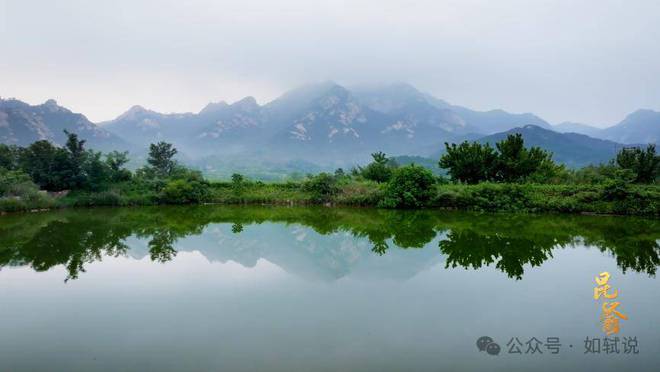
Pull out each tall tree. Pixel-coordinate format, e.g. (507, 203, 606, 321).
(439, 141, 498, 184)
(18, 140, 69, 190)
(106, 151, 129, 172)
(616, 144, 660, 183)
(63, 130, 88, 188)
(0, 144, 19, 170)
(147, 142, 178, 176)
(494, 134, 554, 182)
(362, 151, 396, 182)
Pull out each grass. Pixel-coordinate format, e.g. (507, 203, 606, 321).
(2, 179, 659, 216)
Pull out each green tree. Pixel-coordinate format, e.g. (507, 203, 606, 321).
(147, 142, 178, 176)
(494, 133, 555, 182)
(362, 151, 396, 182)
(231, 173, 244, 184)
(105, 151, 132, 182)
(83, 151, 112, 191)
(380, 164, 435, 208)
(616, 145, 660, 183)
(63, 131, 89, 189)
(231, 173, 245, 196)
(18, 140, 70, 190)
(439, 141, 497, 184)
(0, 144, 20, 170)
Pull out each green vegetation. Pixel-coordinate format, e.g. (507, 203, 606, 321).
(1, 205, 658, 281)
(439, 133, 559, 183)
(380, 165, 435, 208)
(1, 132, 659, 216)
(357, 151, 397, 183)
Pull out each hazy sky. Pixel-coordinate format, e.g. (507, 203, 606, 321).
(1, 0, 659, 126)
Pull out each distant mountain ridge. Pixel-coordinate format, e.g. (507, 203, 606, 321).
(2, 83, 658, 169)
(476, 125, 631, 168)
(100, 82, 571, 162)
(0, 98, 129, 151)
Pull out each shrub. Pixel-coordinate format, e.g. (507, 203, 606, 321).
(1, 169, 34, 194)
(434, 188, 461, 207)
(302, 173, 339, 202)
(361, 152, 396, 182)
(457, 183, 531, 212)
(380, 165, 435, 208)
(160, 178, 210, 204)
(66, 190, 125, 207)
(601, 169, 635, 201)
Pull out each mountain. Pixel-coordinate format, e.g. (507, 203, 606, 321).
(553, 110, 660, 145)
(5, 84, 658, 171)
(475, 125, 629, 168)
(264, 83, 467, 160)
(416, 91, 552, 134)
(0, 98, 129, 151)
(101, 105, 196, 148)
(103, 82, 472, 162)
(102, 96, 268, 156)
(553, 122, 604, 138)
(97, 82, 564, 163)
(352, 83, 469, 133)
(601, 109, 660, 144)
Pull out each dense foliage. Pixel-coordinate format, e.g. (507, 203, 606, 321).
(359, 152, 398, 183)
(380, 165, 435, 208)
(1, 131, 658, 215)
(439, 134, 558, 183)
(615, 144, 660, 183)
(439, 141, 498, 184)
(302, 172, 339, 202)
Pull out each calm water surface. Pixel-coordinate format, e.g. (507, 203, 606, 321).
(0, 206, 659, 371)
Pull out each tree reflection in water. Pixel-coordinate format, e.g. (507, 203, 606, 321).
(0, 206, 658, 281)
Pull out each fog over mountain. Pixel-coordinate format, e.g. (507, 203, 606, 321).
(2, 82, 659, 173)
(3, 0, 660, 126)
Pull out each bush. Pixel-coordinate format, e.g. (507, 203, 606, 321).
(361, 162, 393, 183)
(65, 190, 125, 207)
(160, 178, 211, 204)
(457, 183, 530, 212)
(0, 169, 37, 196)
(361, 152, 396, 183)
(601, 169, 635, 201)
(303, 173, 339, 202)
(380, 165, 435, 208)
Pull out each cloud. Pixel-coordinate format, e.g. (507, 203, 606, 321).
(1, 0, 659, 125)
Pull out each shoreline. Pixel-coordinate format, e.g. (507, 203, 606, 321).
(2, 182, 659, 217)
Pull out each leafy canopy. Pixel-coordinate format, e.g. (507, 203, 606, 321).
(439, 134, 555, 184)
(616, 144, 659, 183)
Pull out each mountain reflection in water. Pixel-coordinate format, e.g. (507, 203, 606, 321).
(0, 206, 658, 282)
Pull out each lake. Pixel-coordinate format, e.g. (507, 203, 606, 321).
(0, 206, 658, 371)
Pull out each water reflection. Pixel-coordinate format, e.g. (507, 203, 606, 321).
(0, 206, 658, 281)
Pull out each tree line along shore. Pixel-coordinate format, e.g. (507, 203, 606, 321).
(1, 131, 659, 216)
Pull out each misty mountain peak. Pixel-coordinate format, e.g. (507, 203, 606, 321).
(42, 99, 67, 113)
(625, 109, 660, 121)
(199, 101, 229, 115)
(116, 105, 153, 121)
(232, 96, 259, 111)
